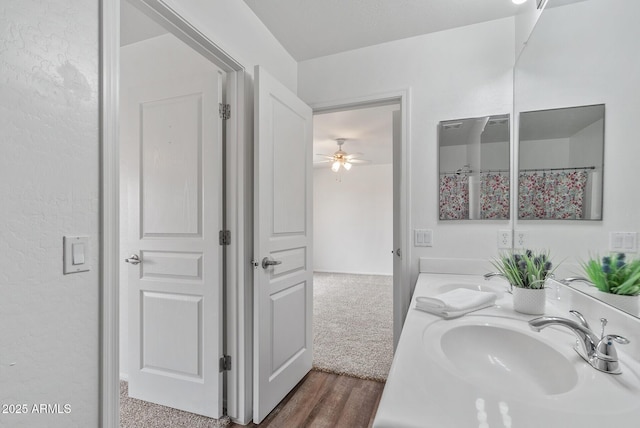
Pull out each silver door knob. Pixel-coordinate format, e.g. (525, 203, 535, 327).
(394, 248, 401, 258)
(262, 257, 282, 269)
(125, 254, 142, 265)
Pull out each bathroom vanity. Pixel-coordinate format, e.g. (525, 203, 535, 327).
(373, 271, 640, 428)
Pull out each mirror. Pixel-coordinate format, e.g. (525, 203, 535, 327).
(514, 0, 640, 317)
(438, 114, 510, 220)
(518, 104, 605, 220)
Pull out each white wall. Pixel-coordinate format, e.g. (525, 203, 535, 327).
(0, 1, 100, 427)
(314, 165, 393, 275)
(299, 18, 515, 286)
(514, 0, 640, 276)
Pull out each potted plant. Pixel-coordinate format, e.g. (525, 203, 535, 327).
(491, 250, 555, 315)
(582, 253, 640, 313)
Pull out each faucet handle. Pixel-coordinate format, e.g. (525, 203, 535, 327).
(595, 334, 630, 362)
(606, 334, 630, 345)
(569, 310, 591, 330)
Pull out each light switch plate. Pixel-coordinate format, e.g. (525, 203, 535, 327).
(414, 229, 433, 247)
(610, 231, 638, 252)
(64, 236, 90, 274)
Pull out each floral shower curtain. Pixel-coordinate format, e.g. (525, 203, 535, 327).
(480, 173, 510, 219)
(518, 170, 588, 219)
(439, 174, 469, 220)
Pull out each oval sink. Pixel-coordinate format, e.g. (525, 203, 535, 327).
(425, 318, 578, 397)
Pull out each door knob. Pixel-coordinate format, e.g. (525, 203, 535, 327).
(394, 248, 401, 258)
(125, 254, 142, 265)
(262, 257, 282, 269)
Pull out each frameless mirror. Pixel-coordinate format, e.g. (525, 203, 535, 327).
(438, 114, 510, 220)
(514, 0, 640, 317)
(518, 104, 604, 220)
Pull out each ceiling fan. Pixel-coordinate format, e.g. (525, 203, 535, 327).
(315, 138, 369, 172)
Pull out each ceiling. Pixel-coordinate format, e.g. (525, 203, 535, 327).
(120, 1, 168, 47)
(313, 104, 399, 168)
(520, 105, 604, 141)
(243, 0, 528, 61)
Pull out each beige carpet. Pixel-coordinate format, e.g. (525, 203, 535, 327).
(313, 272, 394, 382)
(120, 381, 230, 427)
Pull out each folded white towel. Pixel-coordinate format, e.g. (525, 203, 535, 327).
(415, 288, 497, 319)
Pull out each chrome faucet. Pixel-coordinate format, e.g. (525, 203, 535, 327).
(484, 272, 505, 280)
(529, 310, 629, 374)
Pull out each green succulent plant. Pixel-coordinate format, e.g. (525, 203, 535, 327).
(582, 253, 640, 296)
(491, 249, 555, 289)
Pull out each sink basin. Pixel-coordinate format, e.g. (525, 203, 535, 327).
(424, 316, 578, 397)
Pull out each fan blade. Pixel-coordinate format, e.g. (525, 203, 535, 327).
(345, 152, 364, 159)
(348, 159, 370, 164)
(315, 154, 335, 160)
(313, 160, 332, 164)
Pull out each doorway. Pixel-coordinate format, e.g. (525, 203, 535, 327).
(119, 0, 226, 422)
(102, 0, 249, 425)
(311, 102, 400, 380)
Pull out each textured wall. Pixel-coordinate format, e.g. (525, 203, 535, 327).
(0, 1, 100, 427)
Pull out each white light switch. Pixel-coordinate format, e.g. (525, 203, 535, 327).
(72, 243, 85, 265)
(610, 232, 638, 252)
(64, 236, 90, 274)
(414, 229, 433, 247)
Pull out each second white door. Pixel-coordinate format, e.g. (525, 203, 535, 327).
(121, 34, 225, 418)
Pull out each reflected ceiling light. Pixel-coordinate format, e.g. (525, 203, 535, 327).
(512, 0, 528, 4)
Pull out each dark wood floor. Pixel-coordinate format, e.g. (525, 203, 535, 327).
(231, 370, 385, 428)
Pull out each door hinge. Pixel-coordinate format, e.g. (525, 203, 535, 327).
(219, 230, 231, 246)
(219, 355, 231, 372)
(219, 103, 231, 120)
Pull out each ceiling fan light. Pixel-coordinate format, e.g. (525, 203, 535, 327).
(331, 161, 341, 172)
(343, 161, 352, 171)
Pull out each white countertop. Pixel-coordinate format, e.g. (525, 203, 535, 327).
(373, 273, 640, 428)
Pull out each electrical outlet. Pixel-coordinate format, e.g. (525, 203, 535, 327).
(497, 230, 512, 249)
(514, 230, 529, 249)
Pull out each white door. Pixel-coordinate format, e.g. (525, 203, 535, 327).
(253, 65, 313, 423)
(122, 35, 225, 418)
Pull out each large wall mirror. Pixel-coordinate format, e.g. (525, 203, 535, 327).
(514, 0, 640, 316)
(438, 115, 510, 220)
(518, 104, 605, 220)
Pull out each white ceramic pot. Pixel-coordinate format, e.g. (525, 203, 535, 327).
(512, 287, 546, 315)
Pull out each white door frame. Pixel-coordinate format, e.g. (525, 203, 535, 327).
(100, 0, 250, 425)
(310, 89, 412, 348)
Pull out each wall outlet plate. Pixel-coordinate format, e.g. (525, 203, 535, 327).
(514, 230, 529, 249)
(497, 230, 512, 249)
